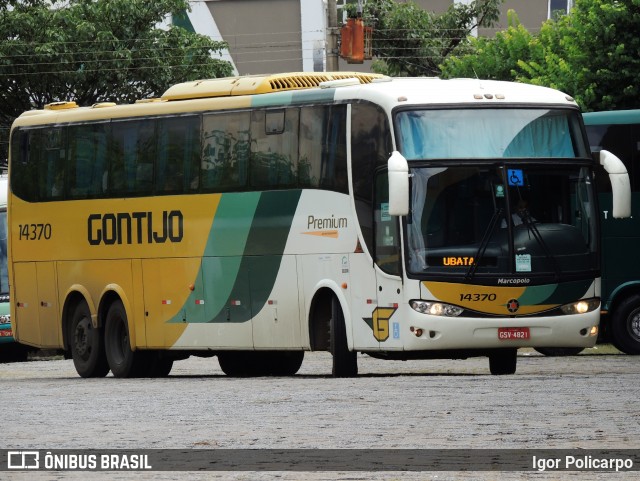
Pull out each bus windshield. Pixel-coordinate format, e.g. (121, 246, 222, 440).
(396, 108, 589, 159)
(406, 163, 598, 279)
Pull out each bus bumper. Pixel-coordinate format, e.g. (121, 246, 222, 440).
(397, 309, 599, 351)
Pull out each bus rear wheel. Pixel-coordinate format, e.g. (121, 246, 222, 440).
(145, 351, 174, 377)
(69, 301, 109, 378)
(611, 295, 640, 355)
(104, 300, 149, 378)
(489, 349, 517, 375)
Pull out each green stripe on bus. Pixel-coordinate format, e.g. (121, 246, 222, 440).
(169, 190, 302, 324)
(251, 89, 336, 108)
(518, 279, 593, 305)
(205, 192, 261, 257)
(209, 190, 302, 323)
(167, 193, 260, 324)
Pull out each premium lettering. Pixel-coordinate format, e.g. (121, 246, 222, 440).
(307, 215, 348, 230)
(88, 210, 183, 245)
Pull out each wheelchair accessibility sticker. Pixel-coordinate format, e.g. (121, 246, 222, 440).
(508, 169, 524, 186)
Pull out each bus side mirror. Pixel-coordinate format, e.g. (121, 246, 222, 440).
(388, 151, 409, 216)
(598, 149, 631, 218)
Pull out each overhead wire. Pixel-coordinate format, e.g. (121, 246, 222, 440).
(0, 18, 539, 79)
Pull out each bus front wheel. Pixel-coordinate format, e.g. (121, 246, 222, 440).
(330, 297, 357, 377)
(611, 295, 640, 355)
(69, 301, 109, 378)
(488, 349, 517, 375)
(104, 300, 149, 378)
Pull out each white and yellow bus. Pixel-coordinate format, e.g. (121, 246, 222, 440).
(8, 72, 631, 378)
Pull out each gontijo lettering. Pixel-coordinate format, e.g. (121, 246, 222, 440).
(88, 211, 183, 245)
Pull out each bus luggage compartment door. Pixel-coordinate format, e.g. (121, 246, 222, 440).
(12, 261, 60, 348)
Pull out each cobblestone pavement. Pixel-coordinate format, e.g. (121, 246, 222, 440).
(1, 348, 638, 480)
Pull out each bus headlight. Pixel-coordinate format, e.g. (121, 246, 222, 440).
(410, 300, 463, 317)
(560, 298, 600, 315)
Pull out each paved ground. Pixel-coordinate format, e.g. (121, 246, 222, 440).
(1, 347, 638, 480)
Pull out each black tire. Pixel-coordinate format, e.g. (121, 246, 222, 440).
(534, 347, 584, 356)
(148, 359, 173, 377)
(0, 342, 31, 363)
(330, 296, 357, 377)
(146, 352, 174, 377)
(217, 351, 257, 377)
(218, 351, 303, 377)
(104, 300, 148, 378)
(489, 348, 517, 375)
(264, 351, 304, 376)
(611, 295, 640, 354)
(69, 301, 109, 378)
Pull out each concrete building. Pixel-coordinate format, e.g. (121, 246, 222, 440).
(175, 1, 574, 75)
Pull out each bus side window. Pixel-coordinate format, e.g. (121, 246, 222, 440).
(110, 120, 156, 197)
(40, 128, 65, 200)
(299, 107, 322, 188)
(299, 105, 348, 193)
(351, 102, 393, 257)
(67, 124, 108, 199)
(10, 129, 39, 202)
(250, 109, 299, 189)
(156, 116, 201, 194)
(202, 112, 250, 192)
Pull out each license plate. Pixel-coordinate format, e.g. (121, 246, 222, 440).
(498, 327, 530, 340)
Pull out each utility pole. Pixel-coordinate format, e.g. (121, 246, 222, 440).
(326, 0, 339, 71)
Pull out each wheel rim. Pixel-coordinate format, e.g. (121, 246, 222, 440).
(74, 317, 93, 360)
(629, 308, 640, 342)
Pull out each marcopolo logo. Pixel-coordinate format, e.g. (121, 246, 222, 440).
(506, 299, 520, 313)
(497, 278, 531, 285)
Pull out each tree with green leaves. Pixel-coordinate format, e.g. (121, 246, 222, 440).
(439, 10, 536, 82)
(347, 0, 504, 77)
(0, 0, 233, 161)
(441, 0, 640, 112)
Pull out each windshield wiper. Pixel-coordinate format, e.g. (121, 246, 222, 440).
(518, 209, 561, 280)
(466, 207, 504, 280)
